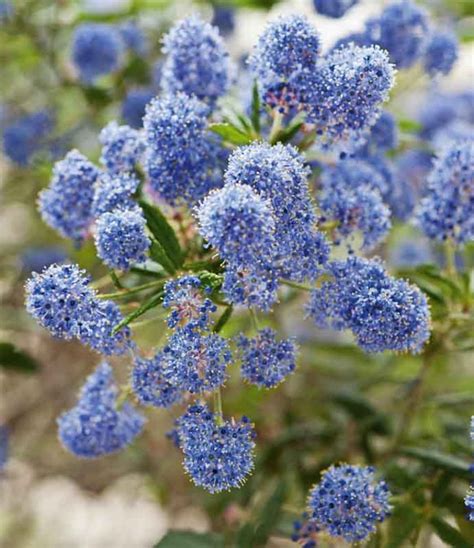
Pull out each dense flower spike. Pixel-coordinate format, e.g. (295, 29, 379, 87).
(38, 150, 100, 243)
(2, 111, 52, 165)
(131, 354, 183, 408)
(237, 328, 296, 388)
(58, 362, 145, 458)
(308, 44, 395, 151)
(308, 464, 391, 542)
(176, 404, 256, 493)
(423, 31, 458, 76)
(416, 140, 474, 245)
(161, 16, 231, 104)
(162, 329, 231, 394)
(121, 89, 155, 128)
(92, 172, 140, 217)
(71, 23, 123, 82)
(224, 143, 330, 281)
(162, 276, 216, 330)
(94, 207, 150, 270)
(99, 121, 144, 174)
(306, 256, 431, 353)
(143, 93, 226, 205)
(313, 0, 357, 18)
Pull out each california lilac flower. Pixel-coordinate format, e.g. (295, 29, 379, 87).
(222, 265, 280, 311)
(92, 171, 140, 217)
(58, 362, 144, 458)
(211, 6, 235, 36)
(176, 404, 256, 493)
(143, 93, 226, 205)
(291, 514, 321, 546)
(99, 121, 144, 174)
(308, 44, 395, 151)
(2, 111, 52, 166)
(131, 354, 182, 408)
(466, 489, 474, 521)
(307, 256, 431, 353)
(38, 150, 100, 243)
(161, 16, 231, 104)
(416, 140, 474, 245)
(308, 464, 391, 542)
(94, 207, 150, 271)
(162, 329, 231, 394)
(118, 21, 148, 55)
(388, 237, 434, 268)
(418, 94, 461, 140)
(20, 246, 68, 274)
(0, 425, 8, 471)
(121, 89, 155, 128)
(423, 31, 458, 76)
(72, 23, 124, 82)
(162, 276, 216, 330)
(361, 110, 398, 153)
(237, 328, 296, 388)
(319, 160, 391, 250)
(313, 0, 358, 18)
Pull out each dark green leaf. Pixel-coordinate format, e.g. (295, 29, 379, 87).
(82, 86, 112, 107)
(252, 480, 286, 546)
(235, 523, 256, 548)
(150, 240, 177, 275)
(154, 531, 224, 548)
(251, 81, 261, 134)
(278, 120, 305, 144)
(400, 447, 471, 478)
(213, 305, 233, 333)
(196, 271, 224, 291)
(385, 502, 423, 548)
(208, 123, 252, 146)
(332, 391, 390, 435)
(432, 472, 452, 506)
(0, 343, 39, 373)
(431, 517, 471, 548)
(112, 290, 164, 334)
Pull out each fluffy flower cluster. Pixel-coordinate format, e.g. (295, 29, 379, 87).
(176, 404, 256, 493)
(121, 89, 155, 128)
(237, 328, 296, 388)
(25, 263, 131, 355)
(161, 16, 231, 104)
(306, 256, 431, 353)
(92, 172, 140, 217)
(307, 464, 391, 542)
(358, 110, 398, 154)
(313, 0, 358, 18)
(118, 21, 148, 55)
(58, 362, 144, 458)
(2, 110, 52, 165)
(423, 31, 458, 76)
(416, 140, 474, 245)
(99, 121, 144, 173)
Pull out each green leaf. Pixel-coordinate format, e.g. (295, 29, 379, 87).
(150, 240, 177, 275)
(208, 123, 252, 146)
(430, 517, 471, 548)
(332, 391, 390, 435)
(154, 531, 224, 548)
(213, 305, 233, 333)
(112, 290, 164, 334)
(398, 118, 422, 133)
(251, 81, 261, 134)
(0, 343, 40, 373)
(139, 200, 183, 269)
(196, 271, 224, 291)
(252, 480, 286, 546)
(384, 502, 423, 548)
(278, 120, 305, 144)
(400, 447, 471, 478)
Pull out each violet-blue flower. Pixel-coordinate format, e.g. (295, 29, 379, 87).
(92, 171, 140, 217)
(121, 89, 155, 128)
(222, 265, 280, 312)
(423, 31, 458, 76)
(99, 121, 144, 174)
(313, 0, 358, 18)
(118, 21, 148, 55)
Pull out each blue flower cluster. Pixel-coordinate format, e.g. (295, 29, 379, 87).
(237, 328, 296, 388)
(307, 464, 391, 542)
(358, 110, 398, 154)
(161, 16, 231, 105)
(175, 404, 256, 493)
(20, 246, 68, 274)
(118, 21, 148, 55)
(58, 362, 145, 458)
(92, 172, 140, 217)
(313, 0, 357, 18)
(423, 31, 458, 76)
(0, 425, 8, 471)
(416, 140, 474, 245)
(38, 150, 100, 243)
(388, 237, 433, 269)
(306, 256, 431, 353)
(466, 416, 474, 521)
(291, 514, 320, 547)
(94, 207, 150, 271)
(99, 121, 144, 174)
(121, 89, 155, 128)
(25, 263, 131, 355)
(211, 6, 235, 36)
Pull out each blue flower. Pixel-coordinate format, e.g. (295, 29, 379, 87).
(308, 464, 391, 542)
(359, 110, 398, 153)
(418, 94, 461, 140)
(161, 16, 231, 104)
(306, 256, 431, 353)
(291, 514, 320, 547)
(99, 121, 144, 174)
(388, 237, 434, 268)
(465, 488, 474, 521)
(237, 328, 296, 388)
(162, 329, 231, 394)
(423, 31, 458, 76)
(94, 207, 150, 271)
(118, 21, 148, 55)
(38, 150, 100, 244)
(0, 425, 8, 471)
(162, 276, 216, 330)
(121, 89, 155, 128)
(131, 353, 183, 408)
(176, 404, 256, 493)
(222, 265, 280, 311)
(20, 246, 68, 274)
(313, 0, 358, 18)
(211, 6, 235, 36)
(416, 140, 474, 245)
(92, 171, 140, 217)
(72, 23, 124, 82)
(58, 362, 144, 458)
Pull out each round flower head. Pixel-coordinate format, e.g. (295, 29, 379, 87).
(176, 404, 256, 493)
(416, 140, 474, 245)
(423, 31, 458, 76)
(94, 207, 150, 271)
(99, 121, 144, 174)
(72, 23, 124, 82)
(222, 265, 280, 311)
(131, 353, 183, 408)
(313, 0, 358, 18)
(162, 275, 216, 330)
(2, 111, 52, 166)
(121, 89, 155, 128)
(58, 362, 145, 458)
(308, 464, 391, 542)
(308, 44, 395, 152)
(92, 171, 140, 217)
(306, 256, 431, 353)
(38, 150, 100, 244)
(211, 6, 235, 36)
(360, 110, 398, 153)
(418, 94, 461, 140)
(143, 93, 226, 205)
(118, 21, 148, 55)
(162, 329, 231, 394)
(237, 328, 296, 388)
(161, 16, 231, 104)
(21, 246, 68, 275)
